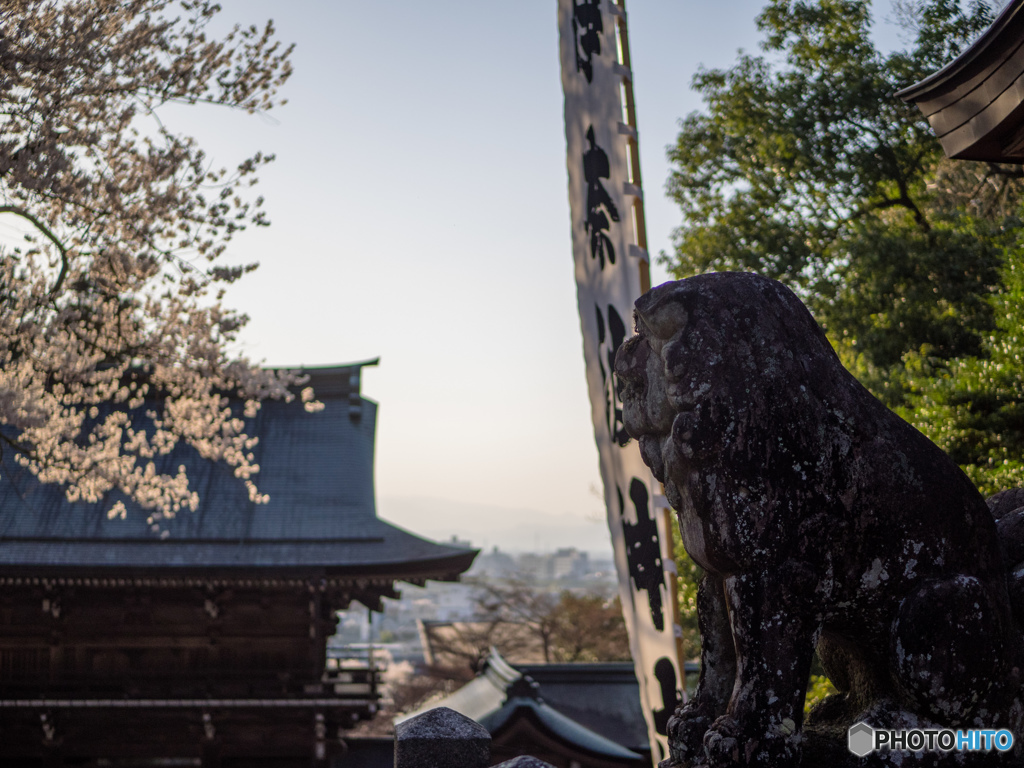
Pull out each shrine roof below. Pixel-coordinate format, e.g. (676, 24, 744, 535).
(0, 362, 476, 582)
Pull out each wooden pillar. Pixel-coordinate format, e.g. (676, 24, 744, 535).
(201, 711, 222, 768)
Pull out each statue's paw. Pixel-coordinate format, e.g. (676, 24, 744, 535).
(666, 705, 715, 766)
(702, 715, 742, 766)
(703, 714, 800, 767)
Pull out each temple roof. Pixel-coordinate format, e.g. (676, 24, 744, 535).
(0, 362, 476, 581)
(397, 649, 649, 762)
(513, 662, 651, 754)
(479, 694, 645, 764)
(897, 0, 1024, 162)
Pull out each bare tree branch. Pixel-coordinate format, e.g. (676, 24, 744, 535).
(0, 204, 69, 296)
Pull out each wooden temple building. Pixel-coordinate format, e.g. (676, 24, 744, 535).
(0, 362, 477, 768)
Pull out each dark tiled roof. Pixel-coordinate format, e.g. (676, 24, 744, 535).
(0, 363, 476, 578)
(479, 697, 644, 762)
(514, 663, 650, 753)
(398, 650, 649, 761)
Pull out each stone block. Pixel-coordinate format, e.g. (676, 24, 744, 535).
(492, 757, 557, 768)
(394, 707, 490, 768)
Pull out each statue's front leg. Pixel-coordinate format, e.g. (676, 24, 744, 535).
(665, 572, 735, 767)
(701, 566, 816, 768)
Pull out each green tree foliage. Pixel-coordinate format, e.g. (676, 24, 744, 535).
(899, 252, 1024, 495)
(672, 534, 702, 662)
(666, 0, 1007, 371)
(805, 671, 839, 715)
(664, 0, 1024, 494)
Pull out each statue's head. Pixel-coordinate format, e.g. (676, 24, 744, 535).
(614, 272, 845, 491)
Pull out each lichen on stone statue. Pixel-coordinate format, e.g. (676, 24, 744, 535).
(614, 272, 1024, 767)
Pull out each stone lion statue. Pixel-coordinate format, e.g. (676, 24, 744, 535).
(614, 273, 1024, 767)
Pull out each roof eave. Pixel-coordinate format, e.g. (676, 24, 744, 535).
(896, 0, 1024, 101)
(897, 0, 1024, 164)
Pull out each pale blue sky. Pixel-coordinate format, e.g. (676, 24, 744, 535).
(175, 1, 912, 553)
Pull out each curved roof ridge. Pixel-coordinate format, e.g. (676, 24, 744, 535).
(480, 698, 644, 761)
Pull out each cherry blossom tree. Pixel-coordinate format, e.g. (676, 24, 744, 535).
(0, 0, 311, 526)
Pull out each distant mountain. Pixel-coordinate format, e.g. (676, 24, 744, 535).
(377, 495, 614, 557)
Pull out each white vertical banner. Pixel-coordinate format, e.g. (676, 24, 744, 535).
(558, 1, 682, 764)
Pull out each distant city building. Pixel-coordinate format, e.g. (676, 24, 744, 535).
(516, 552, 550, 580)
(494, 547, 599, 582)
(468, 547, 518, 579)
(551, 547, 590, 579)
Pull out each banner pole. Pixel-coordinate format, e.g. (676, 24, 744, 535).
(612, 0, 651, 295)
(612, 0, 685, 680)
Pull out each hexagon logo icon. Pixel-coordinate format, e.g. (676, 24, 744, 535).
(848, 721, 875, 757)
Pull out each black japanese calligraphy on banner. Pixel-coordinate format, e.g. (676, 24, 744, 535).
(594, 302, 627, 445)
(559, 1, 683, 760)
(620, 477, 665, 631)
(652, 657, 682, 736)
(583, 126, 620, 270)
(572, 0, 603, 83)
